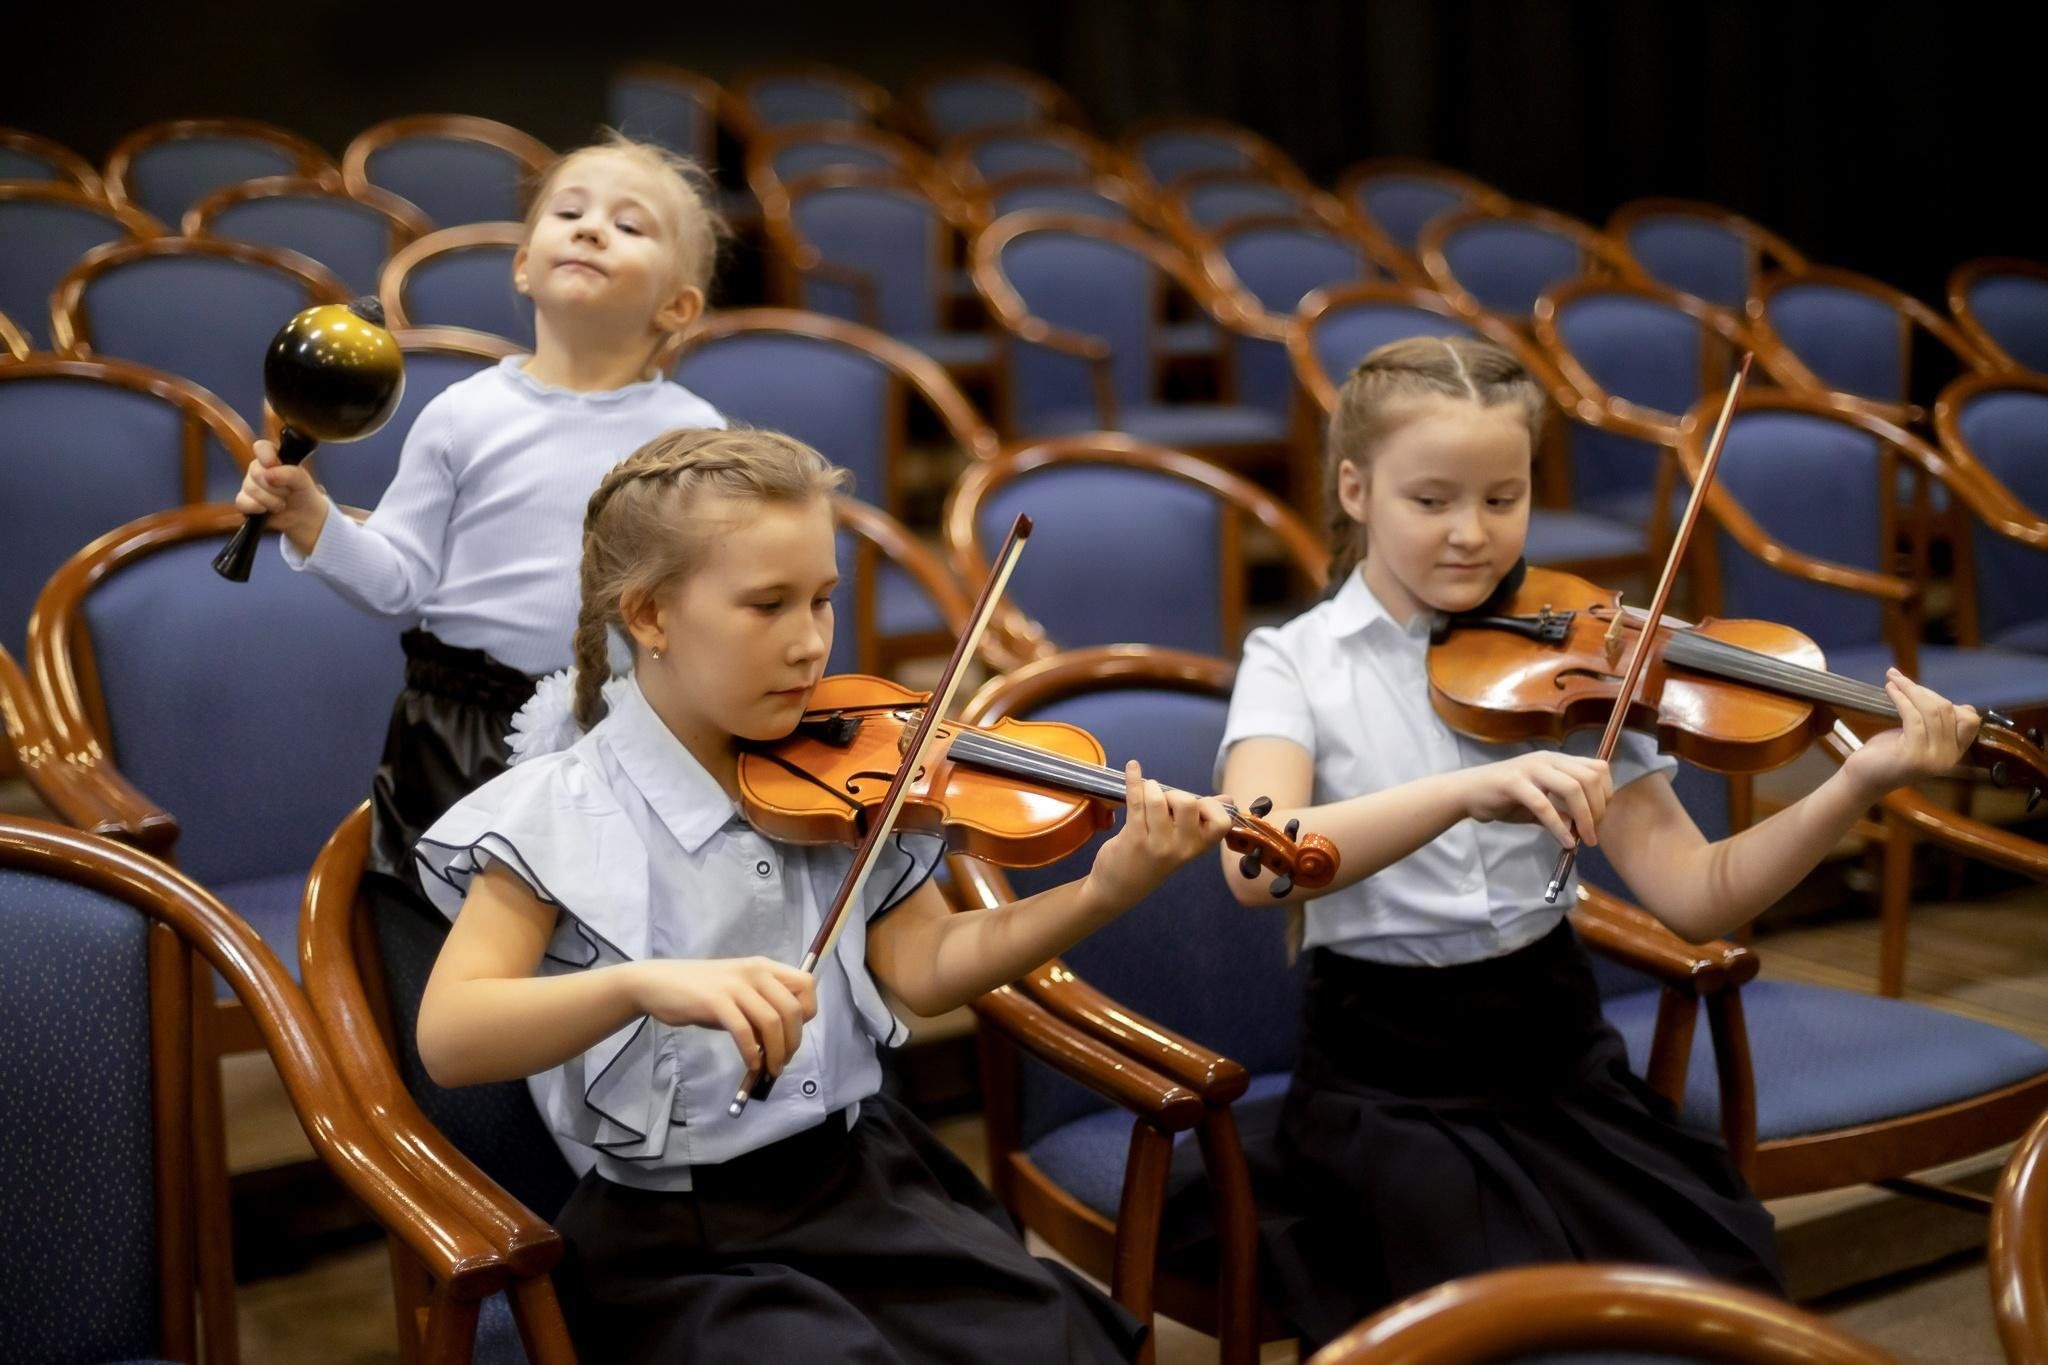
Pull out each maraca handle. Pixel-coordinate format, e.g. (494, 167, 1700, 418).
(213, 427, 318, 582)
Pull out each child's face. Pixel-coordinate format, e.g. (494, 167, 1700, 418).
(1340, 397, 1531, 621)
(644, 494, 839, 746)
(515, 150, 699, 336)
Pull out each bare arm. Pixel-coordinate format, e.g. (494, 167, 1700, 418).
(866, 761, 1233, 1016)
(1598, 670, 1980, 943)
(1215, 735, 1613, 908)
(416, 863, 816, 1088)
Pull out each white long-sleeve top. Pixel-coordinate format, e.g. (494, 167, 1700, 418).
(284, 356, 725, 676)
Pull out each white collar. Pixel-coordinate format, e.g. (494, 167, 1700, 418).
(602, 676, 741, 854)
(1325, 568, 1436, 642)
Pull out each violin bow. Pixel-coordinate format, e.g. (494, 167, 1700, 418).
(729, 514, 1033, 1116)
(1544, 352, 1753, 902)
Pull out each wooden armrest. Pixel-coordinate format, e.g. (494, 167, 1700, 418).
(948, 854, 1250, 1105)
(1570, 885, 1758, 994)
(1821, 722, 2048, 882)
(25, 737, 178, 855)
(301, 807, 562, 1275)
(973, 984, 1206, 1133)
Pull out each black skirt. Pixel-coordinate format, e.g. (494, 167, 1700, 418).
(368, 628, 539, 892)
(1263, 922, 1786, 1352)
(552, 1093, 1143, 1364)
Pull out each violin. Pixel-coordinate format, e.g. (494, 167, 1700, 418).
(738, 674, 1339, 895)
(1428, 562, 2048, 796)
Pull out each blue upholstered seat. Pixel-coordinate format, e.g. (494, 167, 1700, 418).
(1303, 298, 1479, 395)
(1952, 386, 2048, 653)
(1216, 222, 1372, 412)
(988, 181, 1131, 221)
(674, 329, 896, 499)
(920, 79, 1049, 139)
(203, 190, 401, 297)
(744, 79, 870, 129)
(1131, 130, 1255, 188)
(965, 133, 1091, 182)
(360, 138, 531, 229)
(787, 183, 984, 364)
(1177, 178, 1304, 231)
(1437, 217, 1589, 318)
(0, 142, 81, 184)
(1962, 270, 2048, 373)
(0, 195, 142, 351)
(1617, 213, 1753, 311)
(1522, 509, 1649, 566)
(66, 251, 331, 458)
(121, 135, 305, 228)
(1763, 282, 1904, 406)
(1351, 175, 1477, 257)
(397, 241, 533, 349)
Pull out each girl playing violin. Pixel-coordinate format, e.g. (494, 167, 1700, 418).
(414, 428, 1234, 1363)
(1216, 336, 1980, 1348)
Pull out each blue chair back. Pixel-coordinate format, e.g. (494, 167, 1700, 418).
(0, 144, 73, 182)
(0, 197, 137, 350)
(999, 228, 1154, 424)
(996, 681, 1306, 1144)
(125, 136, 304, 227)
(315, 345, 504, 511)
(1712, 410, 1888, 651)
(674, 332, 893, 503)
(363, 139, 530, 228)
(923, 80, 1045, 138)
(206, 192, 397, 296)
(1221, 224, 1371, 411)
(989, 181, 1130, 222)
(773, 139, 906, 184)
(1619, 213, 1751, 311)
(76, 253, 327, 468)
(1178, 178, 1301, 231)
(399, 243, 532, 348)
(1764, 282, 1902, 403)
(1, 373, 205, 655)
(1307, 298, 1478, 396)
(1353, 175, 1475, 255)
(0, 865, 163, 1362)
(1133, 130, 1253, 187)
(976, 463, 1228, 653)
(747, 80, 868, 128)
(789, 184, 943, 336)
(1439, 217, 1588, 317)
(1551, 290, 1707, 517)
(968, 133, 1090, 181)
(78, 532, 404, 888)
(1964, 271, 2048, 374)
(607, 75, 716, 163)
(1956, 387, 2048, 645)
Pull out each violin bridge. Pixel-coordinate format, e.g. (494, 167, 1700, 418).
(1602, 592, 1627, 668)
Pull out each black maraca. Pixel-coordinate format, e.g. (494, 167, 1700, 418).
(212, 295, 405, 581)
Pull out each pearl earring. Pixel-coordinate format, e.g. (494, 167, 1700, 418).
(651, 645, 664, 661)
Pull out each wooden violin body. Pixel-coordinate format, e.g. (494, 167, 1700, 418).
(739, 674, 1339, 891)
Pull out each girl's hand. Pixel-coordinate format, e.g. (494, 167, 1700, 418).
(1459, 752, 1613, 846)
(626, 957, 817, 1077)
(1841, 669, 1981, 797)
(234, 438, 331, 555)
(1080, 760, 1235, 915)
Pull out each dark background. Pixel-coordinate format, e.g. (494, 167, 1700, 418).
(7, 1, 2034, 299)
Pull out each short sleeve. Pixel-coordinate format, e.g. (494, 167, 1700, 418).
(1216, 625, 1317, 785)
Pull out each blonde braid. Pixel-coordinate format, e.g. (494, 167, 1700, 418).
(569, 427, 849, 730)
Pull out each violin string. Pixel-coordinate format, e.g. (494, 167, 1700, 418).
(1660, 630, 1899, 714)
(945, 729, 1257, 832)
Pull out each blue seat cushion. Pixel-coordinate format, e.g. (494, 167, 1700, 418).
(899, 330, 997, 369)
(474, 1289, 529, 1365)
(1604, 980, 2048, 1142)
(1023, 1071, 1292, 1219)
(1523, 509, 1646, 566)
(1158, 319, 1219, 358)
(1824, 642, 2048, 715)
(212, 870, 308, 998)
(877, 562, 944, 636)
(1991, 617, 2048, 656)
(1028, 403, 1288, 450)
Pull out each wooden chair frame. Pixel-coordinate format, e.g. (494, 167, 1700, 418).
(104, 117, 339, 221)
(0, 127, 106, 196)
(377, 221, 528, 347)
(342, 115, 554, 226)
(0, 809, 510, 1365)
(757, 163, 976, 333)
(1948, 256, 2048, 377)
(1607, 196, 1812, 314)
(1154, 170, 1355, 259)
(50, 235, 348, 359)
(943, 436, 1326, 666)
(905, 63, 1085, 146)
(960, 168, 1155, 236)
(1119, 116, 1314, 198)
(0, 354, 257, 504)
(727, 63, 892, 147)
(1333, 156, 1512, 285)
(1932, 368, 2048, 648)
(0, 306, 29, 360)
(939, 122, 1134, 200)
(1309, 1263, 1893, 1364)
(184, 173, 433, 262)
(1993, 1104, 2048, 1365)
(744, 121, 953, 224)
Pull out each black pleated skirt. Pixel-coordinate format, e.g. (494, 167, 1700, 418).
(552, 1093, 1143, 1364)
(368, 628, 538, 892)
(1263, 922, 1785, 1352)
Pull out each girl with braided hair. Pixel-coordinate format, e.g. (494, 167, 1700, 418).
(413, 428, 1234, 1362)
(231, 134, 727, 908)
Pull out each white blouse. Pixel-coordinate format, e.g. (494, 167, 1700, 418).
(1219, 569, 1675, 967)
(415, 674, 939, 1191)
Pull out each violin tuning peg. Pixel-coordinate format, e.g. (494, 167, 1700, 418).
(2030, 727, 2042, 747)
(1268, 873, 1293, 899)
(1249, 795, 1273, 818)
(1994, 760, 2012, 789)
(2031, 787, 2043, 815)
(1284, 817, 1300, 840)
(1238, 851, 1262, 880)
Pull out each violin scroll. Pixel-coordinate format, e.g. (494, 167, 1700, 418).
(1225, 793, 1338, 898)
